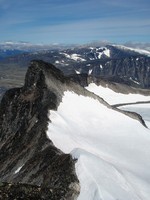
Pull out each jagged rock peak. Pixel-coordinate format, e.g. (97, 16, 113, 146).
(24, 60, 65, 89)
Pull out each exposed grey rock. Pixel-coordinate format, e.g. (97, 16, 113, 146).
(0, 60, 80, 199)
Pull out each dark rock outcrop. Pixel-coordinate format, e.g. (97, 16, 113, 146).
(0, 60, 80, 199)
(0, 182, 59, 200)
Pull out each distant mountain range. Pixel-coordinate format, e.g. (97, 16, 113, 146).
(0, 41, 150, 51)
(0, 43, 150, 89)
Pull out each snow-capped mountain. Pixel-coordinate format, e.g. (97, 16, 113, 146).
(1, 44, 150, 89)
(0, 60, 150, 199)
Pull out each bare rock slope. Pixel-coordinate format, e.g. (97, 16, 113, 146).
(0, 60, 80, 199)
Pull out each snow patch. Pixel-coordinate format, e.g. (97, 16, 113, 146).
(70, 54, 86, 61)
(88, 69, 93, 75)
(86, 83, 150, 105)
(62, 53, 86, 61)
(104, 48, 110, 57)
(86, 64, 91, 66)
(14, 165, 24, 174)
(75, 70, 81, 74)
(100, 65, 103, 69)
(129, 77, 140, 85)
(55, 60, 60, 64)
(96, 47, 110, 58)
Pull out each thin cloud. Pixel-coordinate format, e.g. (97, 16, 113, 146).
(7, 17, 149, 44)
(0, 0, 149, 43)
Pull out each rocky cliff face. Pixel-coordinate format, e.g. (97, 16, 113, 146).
(0, 60, 79, 199)
(85, 56, 150, 88)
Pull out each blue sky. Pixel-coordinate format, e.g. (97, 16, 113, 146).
(0, 0, 150, 44)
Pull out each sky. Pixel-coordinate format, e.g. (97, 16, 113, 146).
(0, 0, 150, 44)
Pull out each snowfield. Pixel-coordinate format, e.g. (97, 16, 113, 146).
(86, 83, 150, 105)
(47, 91, 150, 200)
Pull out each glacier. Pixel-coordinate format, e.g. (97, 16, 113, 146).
(47, 91, 150, 200)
